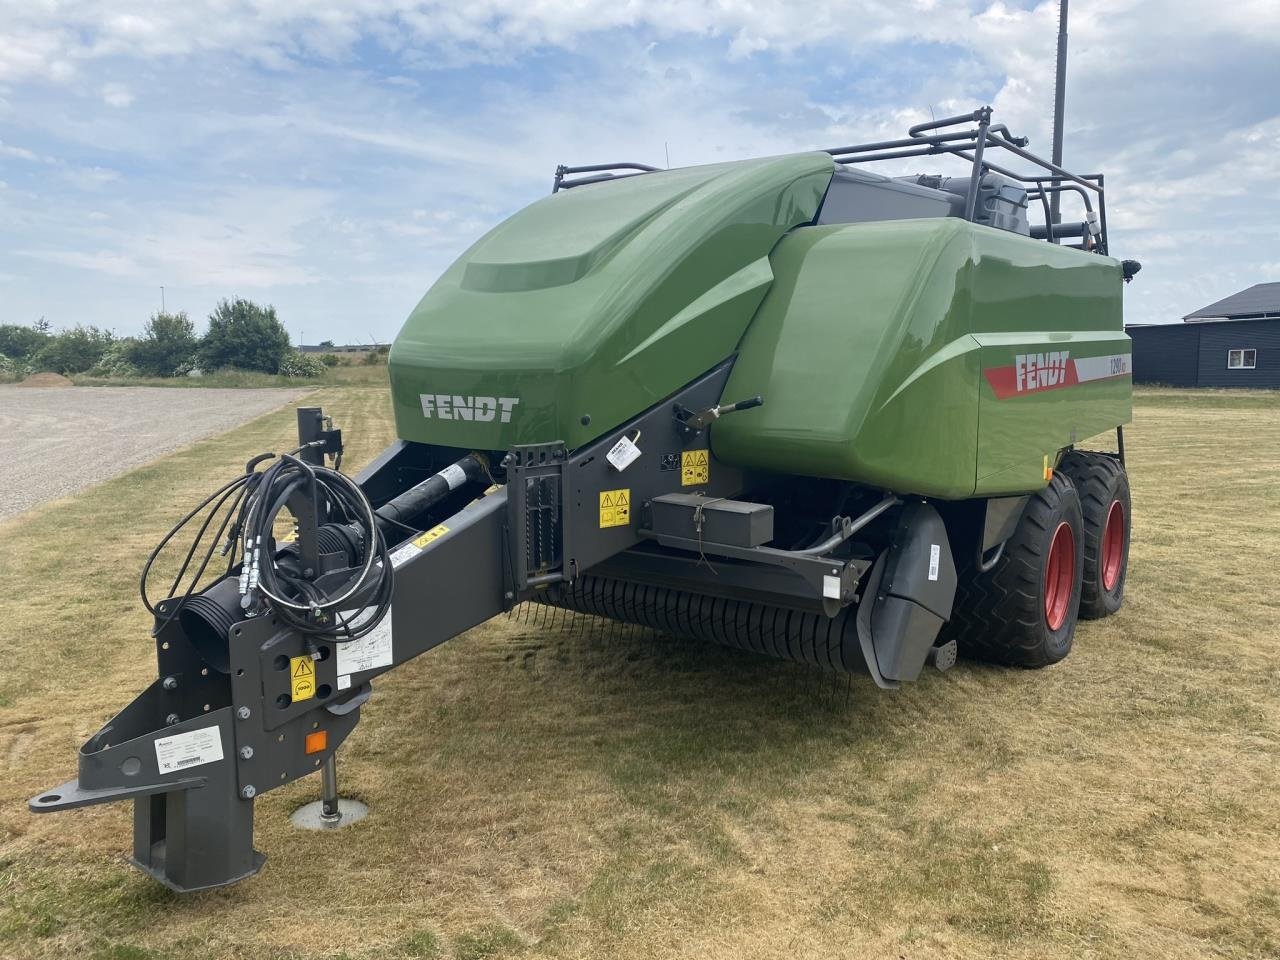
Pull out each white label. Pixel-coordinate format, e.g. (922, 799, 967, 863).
(606, 435, 642, 472)
(389, 541, 420, 568)
(154, 725, 224, 774)
(336, 607, 394, 675)
(928, 544, 941, 582)
(438, 463, 468, 490)
(823, 574, 841, 600)
(337, 674, 352, 691)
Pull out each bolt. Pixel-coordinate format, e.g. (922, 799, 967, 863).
(240, 785, 257, 799)
(162, 676, 178, 691)
(236, 706, 251, 720)
(165, 713, 180, 725)
(239, 746, 254, 760)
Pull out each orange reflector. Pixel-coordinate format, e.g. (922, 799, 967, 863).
(304, 730, 328, 755)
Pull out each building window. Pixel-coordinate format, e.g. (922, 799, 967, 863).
(1227, 348, 1257, 370)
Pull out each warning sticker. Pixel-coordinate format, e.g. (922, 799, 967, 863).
(336, 607, 394, 678)
(389, 524, 450, 568)
(154, 725, 224, 774)
(598, 488, 631, 528)
(290, 654, 316, 702)
(681, 449, 710, 486)
(413, 524, 449, 548)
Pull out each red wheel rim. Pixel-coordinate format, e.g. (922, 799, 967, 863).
(1100, 499, 1125, 591)
(1044, 521, 1075, 631)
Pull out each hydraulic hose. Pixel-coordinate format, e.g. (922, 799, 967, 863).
(141, 448, 393, 646)
(374, 454, 488, 532)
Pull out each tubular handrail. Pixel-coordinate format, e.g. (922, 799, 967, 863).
(550, 107, 1109, 254)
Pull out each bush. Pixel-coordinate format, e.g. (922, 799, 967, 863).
(88, 339, 141, 378)
(363, 345, 390, 366)
(0, 323, 50, 361)
(0, 353, 30, 382)
(33, 325, 115, 374)
(278, 351, 325, 378)
(318, 353, 342, 367)
(198, 299, 291, 374)
(128, 311, 198, 377)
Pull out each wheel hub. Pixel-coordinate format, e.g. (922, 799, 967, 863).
(1044, 520, 1076, 631)
(1100, 499, 1125, 591)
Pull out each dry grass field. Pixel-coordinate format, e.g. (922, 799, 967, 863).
(1, 385, 1278, 960)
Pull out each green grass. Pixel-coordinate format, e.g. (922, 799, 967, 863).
(1, 385, 1278, 959)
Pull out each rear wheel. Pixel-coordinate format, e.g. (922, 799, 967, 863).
(1060, 451, 1131, 619)
(942, 472, 1085, 668)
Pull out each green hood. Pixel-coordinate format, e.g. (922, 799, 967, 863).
(389, 152, 834, 450)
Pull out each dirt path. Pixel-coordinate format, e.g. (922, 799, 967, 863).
(0, 385, 308, 522)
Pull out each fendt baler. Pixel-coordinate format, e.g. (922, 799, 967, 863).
(33, 108, 1138, 891)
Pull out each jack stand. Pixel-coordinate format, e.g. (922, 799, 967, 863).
(290, 755, 369, 831)
(320, 756, 342, 824)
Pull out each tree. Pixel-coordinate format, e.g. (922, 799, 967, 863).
(319, 339, 335, 348)
(32, 325, 114, 374)
(198, 298, 291, 373)
(128, 311, 198, 376)
(0, 323, 51, 361)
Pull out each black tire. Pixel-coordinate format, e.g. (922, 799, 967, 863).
(940, 472, 1084, 668)
(1059, 451, 1131, 619)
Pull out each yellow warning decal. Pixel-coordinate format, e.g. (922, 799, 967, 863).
(681, 449, 710, 486)
(290, 654, 316, 702)
(599, 488, 631, 528)
(412, 524, 449, 549)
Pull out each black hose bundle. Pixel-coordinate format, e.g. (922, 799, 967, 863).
(141, 450, 392, 645)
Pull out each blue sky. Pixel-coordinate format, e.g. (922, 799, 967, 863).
(1, 1, 1277, 343)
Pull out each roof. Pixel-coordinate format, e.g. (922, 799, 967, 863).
(1184, 282, 1280, 321)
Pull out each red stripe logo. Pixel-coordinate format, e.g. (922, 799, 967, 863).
(984, 351, 1130, 399)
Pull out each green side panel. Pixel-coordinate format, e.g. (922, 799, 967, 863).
(388, 153, 835, 451)
(967, 226, 1131, 495)
(713, 219, 1130, 499)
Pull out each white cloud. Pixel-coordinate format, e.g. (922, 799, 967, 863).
(100, 82, 134, 107)
(0, 140, 39, 160)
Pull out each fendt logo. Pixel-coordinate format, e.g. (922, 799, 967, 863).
(983, 351, 1130, 400)
(1014, 351, 1071, 392)
(420, 394, 520, 423)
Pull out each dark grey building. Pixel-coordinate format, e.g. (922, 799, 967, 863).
(1126, 282, 1280, 388)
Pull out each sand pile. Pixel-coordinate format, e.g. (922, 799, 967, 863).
(16, 372, 73, 388)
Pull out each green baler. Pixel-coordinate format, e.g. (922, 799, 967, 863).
(33, 108, 1137, 891)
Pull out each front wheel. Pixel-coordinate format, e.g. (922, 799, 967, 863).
(942, 472, 1085, 668)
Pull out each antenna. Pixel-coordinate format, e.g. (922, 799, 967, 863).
(664, 141, 670, 169)
(1049, 0, 1069, 224)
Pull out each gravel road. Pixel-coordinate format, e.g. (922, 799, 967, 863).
(0, 386, 308, 522)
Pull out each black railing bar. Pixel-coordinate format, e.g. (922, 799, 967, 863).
(983, 131, 1102, 193)
(963, 113, 993, 221)
(907, 108, 988, 137)
(1027, 183, 1094, 213)
(833, 143, 980, 164)
(827, 129, 982, 156)
(557, 162, 661, 175)
(556, 172, 649, 191)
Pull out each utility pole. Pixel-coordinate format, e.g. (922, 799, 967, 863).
(160, 286, 165, 313)
(1049, 0, 1069, 225)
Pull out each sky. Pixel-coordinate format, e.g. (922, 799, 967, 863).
(1, 1, 1277, 344)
